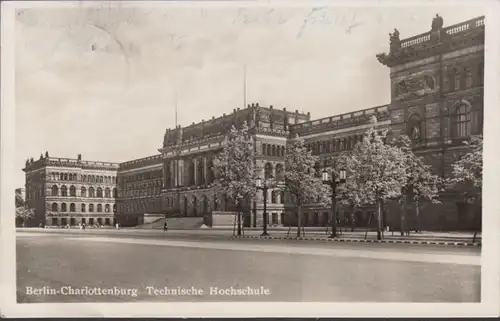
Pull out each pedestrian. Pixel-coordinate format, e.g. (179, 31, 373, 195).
(115, 222, 119, 230)
(82, 222, 86, 230)
(163, 221, 168, 232)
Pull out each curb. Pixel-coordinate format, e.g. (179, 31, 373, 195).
(231, 235, 481, 247)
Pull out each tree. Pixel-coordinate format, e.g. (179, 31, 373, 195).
(448, 135, 483, 232)
(345, 128, 408, 240)
(449, 135, 483, 199)
(15, 189, 25, 207)
(393, 135, 442, 235)
(16, 205, 34, 227)
(212, 122, 257, 236)
(335, 154, 364, 232)
(285, 136, 329, 237)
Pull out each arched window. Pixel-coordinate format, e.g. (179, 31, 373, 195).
(275, 163, 284, 180)
(113, 204, 117, 213)
(61, 185, 68, 196)
(105, 188, 111, 198)
(271, 190, 277, 203)
(105, 204, 110, 212)
(61, 203, 67, 212)
(97, 204, 102, 212)
(89, 204, 94, 212)
(264, 163, 273, 180)
(69, 185, 76, 197)
(113, 188, 117, 198)
(89, 187, 95, 198)
(51, 203, 58, 211)
(262, 144, 267, 155)
(81, 187, 86, 198)
(281, 146, 285, 156)
(271, 145, 276, 156)
(70, 203, 75, 212)
(267, 145, 271, 156)
(276, 146, 281, 157)
(64, 173, 68, 180)
(100, 176, 103, 183)
(453, 103, 470, 137)
(407, 113, 422, 142)
(280, 191, 285, 204)
(96, 187, 103, 198)
(51, 185, 59, 196)
(81, 204, 86, 212)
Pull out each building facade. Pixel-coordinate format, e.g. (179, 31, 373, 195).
(22, 153, 119, 227)
(22, 15, 484, 230)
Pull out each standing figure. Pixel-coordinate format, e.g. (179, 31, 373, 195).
(163, 221, 168, 232)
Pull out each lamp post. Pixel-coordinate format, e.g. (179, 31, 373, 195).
(256, 175, 273, 236)
(322, 168, 346, 238)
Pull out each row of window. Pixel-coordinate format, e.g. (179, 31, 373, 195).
(51, 185, 118, 198)
(165, 158, 215, 188)
(120, 170, 162, 184)
(262, 144, 286, 157)
(264, 163, 284, 180)
(118, 186, 161, 198)
(444, 64, 483, 92)
(49, 172, 117, 184)
(406, 103, 481, 143)
(306, 135, 364, 156)
(51, 202, 117, 213)
(51, 217, 113, 226)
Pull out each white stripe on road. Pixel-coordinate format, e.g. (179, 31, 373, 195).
(66, 237, 480, 266)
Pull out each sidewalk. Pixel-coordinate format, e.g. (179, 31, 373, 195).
(17, 227, 481, 246)
(230, 230, 481, 246)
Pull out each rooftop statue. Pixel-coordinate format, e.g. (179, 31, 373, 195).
(431, 14, 444, 31)
(389, 28, 400, 43)
(389, 28, 401, 53)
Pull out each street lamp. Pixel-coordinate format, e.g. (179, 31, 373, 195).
(256, 175, 273, 236)
(322, 168, 346, 238)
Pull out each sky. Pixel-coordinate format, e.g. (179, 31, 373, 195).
(13, 1, 487, 187)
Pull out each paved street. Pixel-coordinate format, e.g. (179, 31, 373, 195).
(17, 230, 480, 303)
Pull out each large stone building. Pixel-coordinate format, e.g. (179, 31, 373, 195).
(22, 15, 484, 230)
(22, 153, 118, 227)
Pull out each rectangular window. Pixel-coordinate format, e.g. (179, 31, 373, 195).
(454, 74, 461, 91)
(443, 74, 450, 91)
(465, 68, 473, 89)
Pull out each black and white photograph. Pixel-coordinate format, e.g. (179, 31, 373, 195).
(1, 0, 499, 318)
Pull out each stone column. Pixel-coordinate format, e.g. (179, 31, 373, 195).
(178, 158, 184, 186)
(203, 156, 208, 186)
(163, 161, 168, 189)
(170, 161, 175, 188)
(194, 158, 198, 186)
